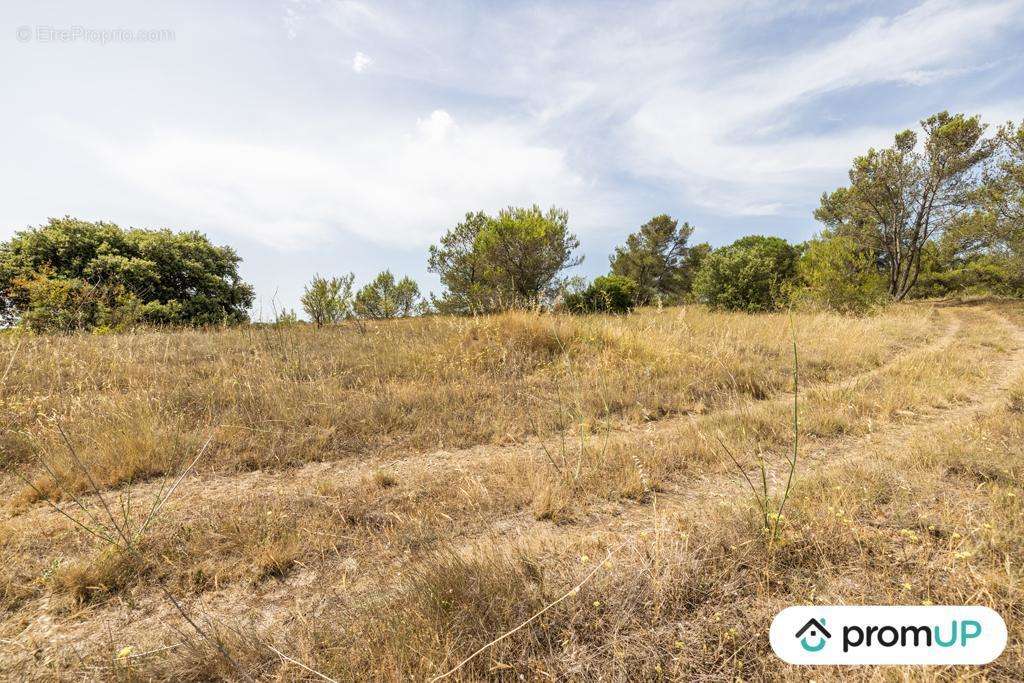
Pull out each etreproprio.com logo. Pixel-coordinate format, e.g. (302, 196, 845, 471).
(770, 606, 1007, 665)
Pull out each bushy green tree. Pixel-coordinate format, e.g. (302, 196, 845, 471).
(680, 242, 712, 295)
(428, 212, 492, 315)
(609, 214, 697, 303)
(816, 112, 997, 300)
(796, 236, 887, 313)
(0, 217, 254, 329)
(912, 229, 1024, 298)
(693, 236, 798, 312)
(563, 275, 639, 314)
(354, 270, 420, 319)
(429, 205, 581, 312)
(301, 273, 354, 328)
(476, 205, 582, 307)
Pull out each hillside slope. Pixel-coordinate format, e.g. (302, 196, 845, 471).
(1, 301, 1022, 680)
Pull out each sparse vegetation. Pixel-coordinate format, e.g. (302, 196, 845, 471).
(3, 299, 1023, 680)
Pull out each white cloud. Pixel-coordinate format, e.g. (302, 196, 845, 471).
(415, 109, 454, 140)
(621, 0, 1024, 214)
(289, 0, 1022, 219)
(72, 110, 597, 250)
(351, 51, 373, 73)
(12, 0, 1023, 259)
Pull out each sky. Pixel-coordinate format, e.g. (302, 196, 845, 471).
(3, 0, 1024, 316)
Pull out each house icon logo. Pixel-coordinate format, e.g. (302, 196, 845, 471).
(795, 618, 831, 652)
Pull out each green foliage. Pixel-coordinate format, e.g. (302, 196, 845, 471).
(563, 275, 639, 314)
(274, 308, 300, 327)
(693, 236, 797, 312)
(354, 271, 421, 319)
(795, 236, 887, 314)
(475, 205, 582, 306)
(0, 216, 254, 331)
(816, 111, 997, 300)
(913, 241, 1024, 298)
(681, 242, 712, 296)
(429, 206, 581, 312)
(11, 272, 163, 334)
(894, 118, 1024, 299)
(301, 273, 354, 328)
(14, 274, 100, 333)
(975, 120, 1024, 263)
(609, 214, 697, 303)
(996, 120, 1024, 229)
(428, 212, 492, 315)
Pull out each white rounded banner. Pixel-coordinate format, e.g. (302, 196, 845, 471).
(770, 606, 1007, 665)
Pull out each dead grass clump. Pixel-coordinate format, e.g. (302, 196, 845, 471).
(118, 623, 273, 683)
(53, 544, 147, 606)
(16, 407, 198, 504)
(466, 312, 580, 368)
(1007, 386, 1024, 412)
(312, 545, 551, 680)
(168, 501, 307, 589)
(276, 519, 761, 681)
(372, 469, 399, 488)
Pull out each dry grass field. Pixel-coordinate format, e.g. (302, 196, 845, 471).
(1, 300, 1022, 680)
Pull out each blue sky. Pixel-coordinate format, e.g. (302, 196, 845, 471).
(3, 0, 1024, 315)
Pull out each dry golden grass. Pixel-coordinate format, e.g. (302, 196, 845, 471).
(0, 306, 932, 502)
(2, 300, 1022, 681)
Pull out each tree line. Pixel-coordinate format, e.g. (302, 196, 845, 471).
(2, 110, 1022, 332)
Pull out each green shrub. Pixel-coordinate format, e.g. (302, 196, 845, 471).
(301, 274, 354, 328)
(13, 273, 148, 333)
(913, 247, 1024, 298)
(795, 236, 887, 313)
(0, 217, 254, 331)
(354, 271, 421, 319)
(273, 308, 300, 327)
(14, 274, 101, 333)
(693, 236, 797, 312)
(564, 275, 639, 313)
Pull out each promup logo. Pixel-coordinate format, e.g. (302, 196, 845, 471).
(795, 618, 830, 652)
(770, 606, 1006, 665)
